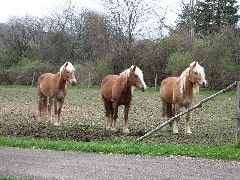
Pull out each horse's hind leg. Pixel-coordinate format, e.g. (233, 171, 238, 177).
(105, 100, 113, 131)
(111, 102, 118, 132)
(123, 102, 130, 134)
(167, 102, 173, 129)
(38, 95, 43, 118)
(106, 102, 113, 130)
(41, 95, 48, 122)
(162, 99, 172, 130)
(48, 97, 53, 123)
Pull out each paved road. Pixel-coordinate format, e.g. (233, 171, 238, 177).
(0, 147, 240, 180)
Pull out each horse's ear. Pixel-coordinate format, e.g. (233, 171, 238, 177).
(65, 62, 68, 67)
(133, 65, 136, 71)
(138, 64, 143, 70)
(191, 62, 196, 68)
(199, 62, 204, 67)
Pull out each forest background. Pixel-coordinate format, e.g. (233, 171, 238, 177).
(0, 0, 240, 89)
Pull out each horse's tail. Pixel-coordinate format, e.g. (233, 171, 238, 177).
(162, 99, 173, 127)
(166, 102, 173, 118)
(102, 94, 112, 118)
(162, 100, 173, 117)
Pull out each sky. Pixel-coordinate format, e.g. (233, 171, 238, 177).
(0, 0, 100, 22)
(0, 0, 239, 38)
(0, 0, 181, 25)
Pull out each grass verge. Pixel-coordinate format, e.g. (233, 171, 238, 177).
(0, 136, 240, 161)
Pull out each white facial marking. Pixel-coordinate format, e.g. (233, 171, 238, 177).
(132, 65, 147, 90)
(60, 62, 75, 73)
(119, 65, 147, 90)
(60, 62, 77, 85)
(180, 61, 207, 95)
(192, 62, 205, 78)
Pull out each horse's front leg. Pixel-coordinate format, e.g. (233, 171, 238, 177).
(173, 104, 180, 134)
(123, 102, 131, 134)
(111, 102, 118, 132)
(185, 111, 192, 134)
(54, 98, 64, 126)
(53, 98, 59, 126)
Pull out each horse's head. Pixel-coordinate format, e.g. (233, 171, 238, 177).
(189, 62, 208, 87)
(60, 62, 77, 86)
(129, 65, 147, 92)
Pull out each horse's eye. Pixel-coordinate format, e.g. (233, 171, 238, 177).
(194, 72, 198, 75)
(135, 75, 138, 77)
(67, 70, 70, 73)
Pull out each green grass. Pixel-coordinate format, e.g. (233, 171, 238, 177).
(200, 88, 236, 96)
(1, 136, 240, 161)
(0, 84, 236, 95)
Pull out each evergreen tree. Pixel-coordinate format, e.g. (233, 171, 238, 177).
(174, 2, 194, 36)
(175, 0, 240, 36)
(194, 0, 240, 35)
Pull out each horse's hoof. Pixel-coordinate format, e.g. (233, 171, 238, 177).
(173, 131, 179, 134)
(186, 128, 192, 134)
(54, 122, 60, 126)
(42, 117, 48, 122)
(49, 118, 53, 123)
(110, 127, 117, 132)
(123, 129, 130, 134)
(106, 127, 111, 131)
(186, 131, 192, 135)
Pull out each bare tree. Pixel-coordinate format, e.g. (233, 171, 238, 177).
(0, 16, 42, 66)
(43, 0, 81, 63)
(100, 0, 165, 66)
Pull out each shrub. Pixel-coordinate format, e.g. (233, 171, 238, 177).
(193, 30, 240, 89)
(164, 51, 194, 76)
(75, 60, 113, 85)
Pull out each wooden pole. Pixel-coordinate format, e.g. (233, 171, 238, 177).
(155, 74, 157, 91)
(236, 81, 240, 143)
(88, 72, 91, 88)
(137, 81, 237, 142)
(31, 72, 36, 86)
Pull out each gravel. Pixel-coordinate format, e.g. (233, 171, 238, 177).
(0, 147, 240, 180)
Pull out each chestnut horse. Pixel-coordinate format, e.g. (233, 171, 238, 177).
(160, 62, 207, 134)
(101, 65, 147, 134)
(37, 62, 77, 126)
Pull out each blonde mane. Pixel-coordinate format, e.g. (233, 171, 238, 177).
(119, 68, 130, 81)
(119, 65, 145, 81)
(60, 62, 75, 73)
(179, 62, 205, 95)
(119, 65, 146, 95)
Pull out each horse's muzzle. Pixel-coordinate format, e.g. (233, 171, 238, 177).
(141, 86, 145, 92)
(69, 79, 77, 86)
(201, 80, 208, 88)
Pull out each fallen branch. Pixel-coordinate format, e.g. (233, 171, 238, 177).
(137, 81, 237, 142)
